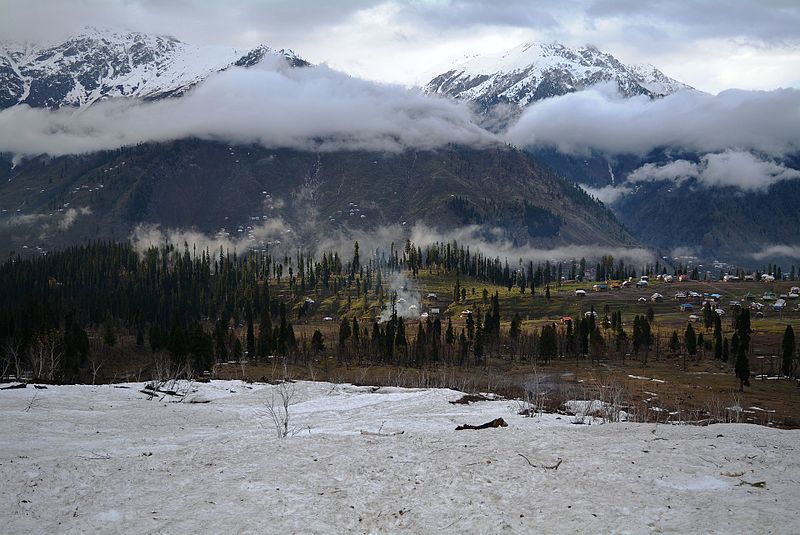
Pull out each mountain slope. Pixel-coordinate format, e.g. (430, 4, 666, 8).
(426, 42, 800, 263)
(0, 140, 636, 256)
(425, 42, 692, 115)
(613, 169, 800, 262)
(0, 27, 307, 110)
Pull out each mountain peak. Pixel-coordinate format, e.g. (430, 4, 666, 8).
(0, 28, 308, 110)
(425, 41, 693, 115)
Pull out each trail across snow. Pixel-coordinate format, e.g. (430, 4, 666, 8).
(1, 380, 798, 534)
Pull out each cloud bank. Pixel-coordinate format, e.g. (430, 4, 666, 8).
(750, 244, 800, 261)
(506, 85, 800, 158)
(0, 60, 495, 157)
(406, 223, 655, 265)
(129, 217, 294, 255)
(627, 150, 800, 191)
(134, 219, 655, 267)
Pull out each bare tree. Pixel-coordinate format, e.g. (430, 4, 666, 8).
(88, 354, 105, 385)
(265, 380, 297, 438)
(28, 332, 62, 382)
(264, 359, 298, 438)
(1, 339, 22, 381)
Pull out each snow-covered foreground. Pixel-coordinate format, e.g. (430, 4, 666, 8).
(1, 380, 798, 534)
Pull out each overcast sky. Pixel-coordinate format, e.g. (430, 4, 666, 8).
(2, 0, 799, 94)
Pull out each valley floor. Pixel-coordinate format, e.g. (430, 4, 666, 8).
(1, 380, 798, 534)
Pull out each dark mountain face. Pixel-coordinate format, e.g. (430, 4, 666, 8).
(529, 147, 800, 262)
(614, 178, 800, 262)
(0, 140, 635, 257)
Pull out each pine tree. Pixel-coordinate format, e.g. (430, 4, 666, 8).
(339, 318, 351, 347)
(684, 323, 697, 355)
(245, 305, 255, 358)
(509, 313, 521, 340)
(445, 319, 454, 346)
(286, 323, 297, 352)
(474, 314, 484, 364)
(351, 241, 360, 277)
(102, 313, 117, 347)
(233, 338, 243, 362)
(311, 330, 325, 354)
(782, 325, 795, 377)
(539, 324, 558, 362)
(258, 310, 273, 359)
(669, 330, 680, 353)
(734, 309, 751, 390)
(458, 330, 468, 366)
(395, 317, 406, 349)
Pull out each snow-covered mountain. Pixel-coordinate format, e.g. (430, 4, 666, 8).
(425, 42, 693, 114)
(0, 27, 308, 109)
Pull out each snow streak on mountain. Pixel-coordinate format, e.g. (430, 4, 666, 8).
(0, 27, 308, 109)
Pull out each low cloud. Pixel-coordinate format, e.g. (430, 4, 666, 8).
(2, 206, 92, 232)
(627, 150, 800, 190)
(129, 218, 293, 254)
(131, 220, 655, 266)
(669, 247, 700, 259)
(579, 184, 631, 204)
(406, 223, 655, 265)
(505, 84, 800, 158)
(0, 60, 495, 157)
(750, 244, 800, 261)
(59, 207, 92, 230)
(322, 221, 655, 265)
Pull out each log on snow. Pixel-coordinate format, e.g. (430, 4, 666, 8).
(455, 418, 508, 431)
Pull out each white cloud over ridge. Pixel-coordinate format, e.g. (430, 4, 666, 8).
(506, 85, 800, 158)
(627, 150, 800, 191)
(579, 184, 631, 204)
(134, 219, 654, 266)
(750, 244, 800, 261)
(0, 60, 495, 157)
(2, 61, 798, 196)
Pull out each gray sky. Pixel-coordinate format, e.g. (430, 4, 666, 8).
(2, 0, 799, 93)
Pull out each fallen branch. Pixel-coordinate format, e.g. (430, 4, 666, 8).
(518, 453, 562, 470)
(721, 471, 745, 478)
(360, 430, 405, 437)
(455, 418, 507, 431)
(81, 451, 111, 460)
(544, 458, 563, 470)
(450, 393, 493, 405)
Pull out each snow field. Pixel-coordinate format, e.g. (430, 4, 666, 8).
(1, 380, 798, 534)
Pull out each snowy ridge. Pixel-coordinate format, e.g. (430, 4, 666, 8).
(425, 41, 693, 113)
(0, 27, 308, 110)
(627, 62, 694, 96)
